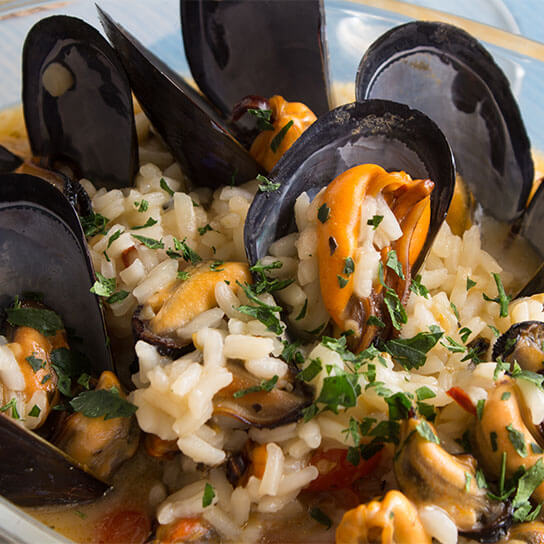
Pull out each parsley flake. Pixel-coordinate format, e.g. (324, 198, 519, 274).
(80, 212, 109, 237)
(270, 120, 293, 152)
(131, 217, 158, 230)
(386, 250, 405, 280)
(70, 387, 137, 420)
(318, 203, 330, 223)
(483, 273, 511, 317)
(6, 307, 64, 337)
(367, 215, 384, 229)
(247, 108, 274, 131)
(132, 234, 164, 250)
(343, 257, 355, 276)
(410, 274, 430, 298)
(233, 375, 278, 398)
(466, 277, 477, 290)
(506, 423, 528, 457)
(257, 174, 281, 192)
(90, 272, 116, 297)
(160, 177, 174, 197)
(0, 398, 20, 419)
(202, 483, 215, 508)
(415, 420, 440, 444)
(28, 404, 41, 417)
(107, 229, 122, 248)
(26, 355, 45, 372)
(309, 507, 331, 530)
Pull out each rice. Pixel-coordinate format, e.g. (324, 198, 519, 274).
(77, 112, 543, 543)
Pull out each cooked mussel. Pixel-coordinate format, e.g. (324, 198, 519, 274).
(503, 521, 544, 543)
(0, 173, 113, 504)
(22, 15, 138, 189)
(475, 378, 544, 502)
(97, 7, 260, 189)
(336, 490, 432, 544)
(244, 99, 454, 349)
(395, 418, 511, 541)
(180, 0, 331, 118)
(133, 261, 251, 357)
(492, 321, 544, 373)
(356, 21, 533, 225)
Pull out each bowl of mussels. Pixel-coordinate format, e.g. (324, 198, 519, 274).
(1, 0, 544, 543)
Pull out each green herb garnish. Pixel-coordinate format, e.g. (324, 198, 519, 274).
(70, 387, 137, 420)
(270, 120, 293, 152)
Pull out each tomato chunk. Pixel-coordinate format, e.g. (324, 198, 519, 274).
(306, 447, 382, 492)
(96, 509, 150, 544)
(447, 386, 476, 416)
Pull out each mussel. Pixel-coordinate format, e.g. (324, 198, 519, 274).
(22, 15, 138, 189)
(244, 99, 454, 349)
(0, 173, 114, 504)
(356, 21, 534, 226)
(395, 418, 511, 541)
(180, 0, 331, 118)
(493, 321, 544, 372)
(0, 145, 22, 174)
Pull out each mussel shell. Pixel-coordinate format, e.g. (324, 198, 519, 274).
(23, 15, 138, 189)
(356, 21, 533, 223)
(0, 145, 22, 174)
(98, 7, 261, 189)
(244, 99, 455, 270)
(0, 415, 109, 506)
(522, 182, 544, 258)
(180, 0, 331, 118)
(0, 174, 112, 376)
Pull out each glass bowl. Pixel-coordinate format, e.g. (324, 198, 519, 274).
(0, 0, 543, 541)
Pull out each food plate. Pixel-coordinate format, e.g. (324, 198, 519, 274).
(1, 1, 544, 543)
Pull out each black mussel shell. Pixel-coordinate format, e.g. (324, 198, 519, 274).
(180, 0, 331, 118)
(98, 7, 261, 189)
(0, 173, 114, 504)
(0, 145, 22, 174)
(0, 416, 109, 506)
(522, 182, 544, 258)
(356, 21, 533, 223)
(23, 15, 138, 189)
(244, 99, 455, 270)
(0, 174, 112, 376)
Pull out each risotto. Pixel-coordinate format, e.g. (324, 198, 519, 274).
(3, 7, 544, 544)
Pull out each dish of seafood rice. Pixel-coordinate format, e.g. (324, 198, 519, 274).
(2, 2, 544, 543)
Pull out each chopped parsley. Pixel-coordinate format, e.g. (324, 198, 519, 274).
(386, 250, 405, 280)
(176, 238, 202, 265)
(450, 301, 460, 321)
(0, 398, 20, 419)
(131, 217, 158, 230)
(367, 315, 385, 328)
(316, 373, 360, 413)
(160, 177, 175, 197)
(385, 392, 413, 420)
(270, 120, 293, 152)
(506, 423, 528, 457)
(26, 355, 45, 372)
(297, 358, 322, 382)
(489, 325, 500, 337)
(343, 257, 355, 276)
(257, 174, 280, 192)
(416, 386, 436, 401)
(466, 277, 477, 290)
(198, 224, 213, 236)
(90, 272, 116, 297)
(465, 472, 472, 492)
(80, 212, 109, 237)
(382, 326, 443, 370)
(501, 392, 511, 401)
(476, 399, 485, 420)
(134, 199, 149, 212)
(483, 273, 511, 317)
(367, 215, 383, 229)
(490, 431, 498, 452)
(233, 375, 278, 398)
(177, 270, 191, 281)
(337, 275, 348, 288)
(309, 507, 331, 530)
(107, 229, 122, 248)
(378, 263, 407, 330)
(6, 306, 64, 337)
(317, 203, 330, 223)
(249, 260, 293, 294)
(28, 404, 41, 417)
(410, 274, 430, 298)
(237, 282, 284, 335)
(202, 483, 215, 508)
(77, 373, 91, 390)
(107, 290, 129, 305)
(70, 386, 137, 420)
(131, 234, 164, 250)
(295, 299, 308, 320)
(51, 347, 88, 397)
(209, 261, 225, 272)
(247, 108, 274, 131)
(415, 420, 440, 444)
(459, 327, 472, 343)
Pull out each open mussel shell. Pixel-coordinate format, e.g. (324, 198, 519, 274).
(98, 7, 261, 189)
(356, 21, 533, 223)
(0, 174, 114, 504)
(22, 15, 138, 190)
(244, 99, 455, 269)
(180, 0, 331, 118)
(0, 145, 22, 174)
(0, 415, 108, 506)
